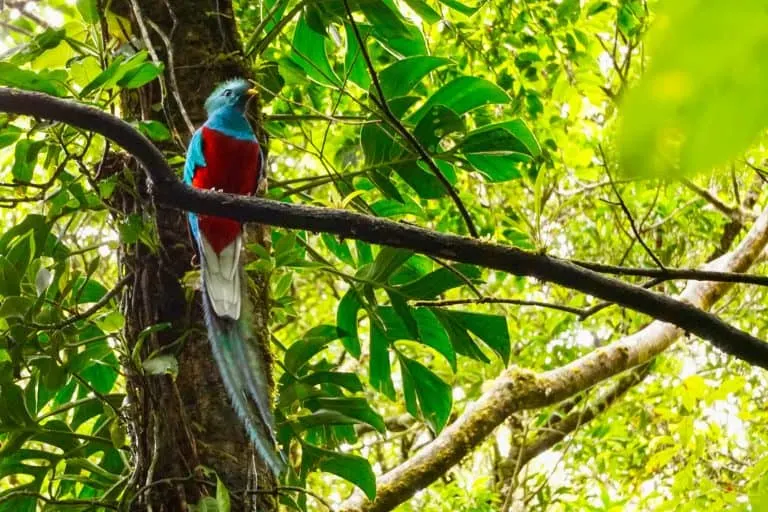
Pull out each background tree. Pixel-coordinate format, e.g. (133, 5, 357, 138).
(2, 1, 768, 511)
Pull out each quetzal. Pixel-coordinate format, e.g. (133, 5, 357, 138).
(183, 78, 284, 475)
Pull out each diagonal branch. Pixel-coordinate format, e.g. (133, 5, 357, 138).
(504, 363, 650, 478)
(2, 87, 768, 370)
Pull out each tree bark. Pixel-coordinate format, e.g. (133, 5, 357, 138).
(102, 1, 275, 510)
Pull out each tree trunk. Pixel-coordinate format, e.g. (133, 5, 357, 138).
(102, 1, 275, 510)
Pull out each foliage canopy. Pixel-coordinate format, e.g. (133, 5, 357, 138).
(2, 0, 768, 511)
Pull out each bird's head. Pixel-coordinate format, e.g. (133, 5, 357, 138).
(204, 78, 257, 115)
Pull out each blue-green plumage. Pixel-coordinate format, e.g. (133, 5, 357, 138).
(185, 78, 284, 475)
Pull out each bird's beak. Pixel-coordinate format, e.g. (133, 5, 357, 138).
(246, 88, 258, 96)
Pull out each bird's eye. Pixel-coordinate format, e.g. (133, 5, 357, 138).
(223, 89, 232, 97)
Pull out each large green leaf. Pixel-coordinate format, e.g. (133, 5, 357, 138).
(398, 354, 452, 432)
(11, 140, 45, 183)
(370, 323, 395, 399)
(344, 22, 372, 89)
(434, 309, 510, 363)
(304, 397, 385, 433)
(392, 162, 447, 199)
(397, 263, 482, 299)
(439, 0, 481, 15)
(403, 0, 441, 23)
(284, 325, 341, 373)
(0, 63, 68, 96)
(364, 247, 414, 283)
(303, 444, 377, 499)
(291, 13, 340, 86)
(376, 307, 456, 370)
(413, 105, 465, 153)
(300, 371, 363, 393)
(618, 0, 768, 177)
(337, 290, 362, 357)
(378, 56, 453, 99)
(409, 76, 511, 123)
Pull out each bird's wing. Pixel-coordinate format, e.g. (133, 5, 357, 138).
(184, 128, 206, 240)
(184, 128, 206, 184)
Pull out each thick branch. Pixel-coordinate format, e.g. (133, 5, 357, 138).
(504, 363, 650, 476)
(2, 87, 768, 372)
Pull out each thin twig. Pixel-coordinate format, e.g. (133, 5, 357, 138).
(248, 0, 308, 57)
(413, 297, 586, 316)
(599, 145, 665, 269)
(681, 178, 746, 224)
(0, 491, 118, 509)
(145, 18, 195, 138)
(27, 273, 134, 330)
(265, 113, 378, 124)
(341, 0, 479, 238)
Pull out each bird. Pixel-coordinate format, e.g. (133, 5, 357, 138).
(183, 78, 284, 475)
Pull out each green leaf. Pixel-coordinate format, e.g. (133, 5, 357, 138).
(296, 409, 363, 430)
(439, 0, 481, 15)
(12, 139, 45, 183)
(72, 277, 107, 304)
(337, 290, 362, 357)
(403, 0, 441, 23)
(0, 63, 68, 96)
(292, 13, 340, 86)
(436, 309, 510, 363)
(0, 384, 34, 426)
(365, 247, 414, 283)
(456, 120, 539, 181)
(413, 105, 465, 153)
(79, 55, 126, 97)
(370, 198, 425, 218)
(284, 325, 340, 373)
(95, 311, 125, 332)
(586, 0, 611, 16)
(392, 162, 446, 199)
(142, 354, 179, 379)
(370, 323, 395, 399)
(386, 291, 419, 339)
(432, 308, 490, 363)
(300, 371, 363, 392)
(304, 397, 385, 433)
(0, 125, 22, 150)
(412, 307, 457, 371)
(398, 354, 452, 432)
(7, 230, 34, 275)
(556, 0, 581, 24)
(409, 76, 511, 124)
(321, 234, 356, 266)
(304, 444, 376, 500)
(216, 477, 231, 512)
(0, 296, 32, 319)
(76, 0, 100, 23)
(378, 56, 453, 99)
(344, 23, 372, 89)
(618, 0, 768, 177)
(397, 263, 481, 299)
(137, 120, 171, 141)
(368, 169, 405, 202)
(460, 120, 541, 157)
(117, 62, 164, 89)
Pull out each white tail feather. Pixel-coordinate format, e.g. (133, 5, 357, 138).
(200, 234, 242, 319)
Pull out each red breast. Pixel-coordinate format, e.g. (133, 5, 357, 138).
(192, 127, 262, 253)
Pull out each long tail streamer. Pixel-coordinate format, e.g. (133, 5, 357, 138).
(200, 272, 285, 475)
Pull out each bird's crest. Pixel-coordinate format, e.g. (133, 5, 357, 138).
(204, 78, 256, 114)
